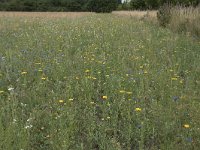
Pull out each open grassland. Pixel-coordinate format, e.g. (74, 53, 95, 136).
(0, 12, 200, 149)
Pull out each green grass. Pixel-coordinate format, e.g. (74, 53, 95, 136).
(0, 14, 200, 150)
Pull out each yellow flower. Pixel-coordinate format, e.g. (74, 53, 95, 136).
(41, 77, 46, 80)
(126, 92, 132, 95)
(0, 91, 4, 94)
(21, 71, 27, 75)
(144, 70, 148, 74)
(58, 100, 64, 103)
(183, 124, 190, 128)
(119, 90, 126, 93)
(171, 77, 178, 81)
(102, 96, 108, 100)
(85, 69, 90, 73)
(69, 98, 74, 101)
(135, 107, 142, 112)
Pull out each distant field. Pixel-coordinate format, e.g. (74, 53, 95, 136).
(0, 11, 91, 18)
(0, 12, 199, 149)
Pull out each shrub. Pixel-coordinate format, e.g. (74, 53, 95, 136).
(87, 0, 118, 13)
(157, 4, 172, 27)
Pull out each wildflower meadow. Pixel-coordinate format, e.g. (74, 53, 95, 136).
(0, 12, 200, 149)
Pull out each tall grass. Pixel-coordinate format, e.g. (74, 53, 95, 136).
(158, 5, 200, 37)
(0, 12, 200, 149)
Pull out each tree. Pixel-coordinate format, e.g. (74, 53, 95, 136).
(130, 0, 147, 10)
(87, 0, 118, 13)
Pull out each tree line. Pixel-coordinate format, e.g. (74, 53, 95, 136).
(0, 0, 199, 12)
(122, 0, 199, 10)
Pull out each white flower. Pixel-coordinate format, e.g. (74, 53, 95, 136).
(8, 87, 14, 91)
(25, 125, 33, 129)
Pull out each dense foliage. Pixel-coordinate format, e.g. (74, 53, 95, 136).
(0, 0, 120, 12)
(87, 0, 118, 13)
(119, 0, 200, 10)
(0, 0, 199, 11)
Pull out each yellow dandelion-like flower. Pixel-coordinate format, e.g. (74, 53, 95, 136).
(119, 90, 126, 93)
(41, 77, 46, 80)
(183, 124, 190, 128)
(126, 92, 132, 95)
(102, 96, 108, 100)
(21, 71, 27, 75)
(171, 77, 178, 81)
(135, 107, 142, 112)
(58, 100, 64, 103)
(85, 69, 90, 73)
(0, 91, 4, 94)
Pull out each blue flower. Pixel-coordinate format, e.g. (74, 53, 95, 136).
(172, 96, 179, 102)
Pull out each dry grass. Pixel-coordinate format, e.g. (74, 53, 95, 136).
(169, 6, 200, 37)
(113, 11, 157, 19)
(113, 11, 158, 24)
(0, 12, 92, 18)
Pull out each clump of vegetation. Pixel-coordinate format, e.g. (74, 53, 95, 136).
(169, 5, 200, 37)
(157, 4, 200, 37)
(157, 4, 172, 27)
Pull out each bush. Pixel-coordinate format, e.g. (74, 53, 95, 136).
(157, 4, 172, 27)
(87, 0, 118, 13)
(130, 0, 147, 10)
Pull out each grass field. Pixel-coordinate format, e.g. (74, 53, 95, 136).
(0, 12, 200, 149)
